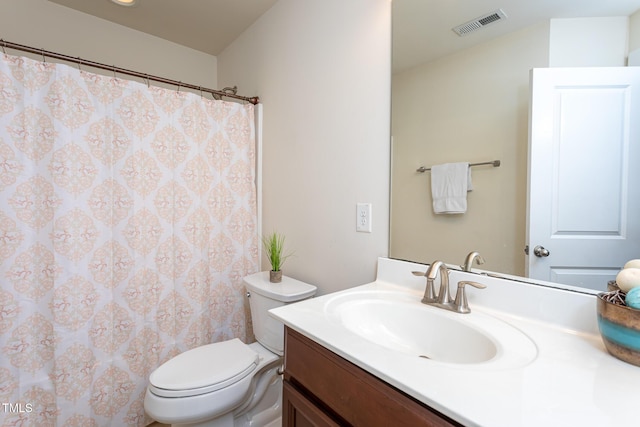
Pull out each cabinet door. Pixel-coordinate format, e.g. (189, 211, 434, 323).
(283, 380, 341, 427)
(284, 328, 463, 427)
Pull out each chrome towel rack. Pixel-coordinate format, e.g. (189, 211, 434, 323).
(416, 160, 501, 173)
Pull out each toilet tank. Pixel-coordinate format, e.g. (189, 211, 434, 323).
(244, 272, 316, 355)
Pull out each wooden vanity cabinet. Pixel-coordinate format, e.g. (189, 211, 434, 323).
(282, 327, 463, 427)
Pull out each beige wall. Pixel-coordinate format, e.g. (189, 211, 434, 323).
(629, 10, 640, 58)
(0, 0, 217, 89)
(549, 17, 628, 67)
(390, 23, 549, 276)
(218, 0, 391, 295)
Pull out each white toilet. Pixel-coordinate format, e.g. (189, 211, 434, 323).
(144, 272, 316, 427)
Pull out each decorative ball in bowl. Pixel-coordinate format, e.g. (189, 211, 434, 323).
(597, 290, 640, 366)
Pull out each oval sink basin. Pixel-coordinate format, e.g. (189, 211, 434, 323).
(338, 299, 495, 363)
(324, 290, 537, 368)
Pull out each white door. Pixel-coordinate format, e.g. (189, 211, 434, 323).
(527, 67, 640, 291)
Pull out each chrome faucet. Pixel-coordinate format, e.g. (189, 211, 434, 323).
(425, 261, 452, 305)
(462, 251, 485, 272)
(413, 260, 486, 314)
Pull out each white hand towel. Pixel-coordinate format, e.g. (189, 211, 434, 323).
(430, 162, 472, 214)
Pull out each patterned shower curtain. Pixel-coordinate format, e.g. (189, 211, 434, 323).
(0, 53, 258, 426)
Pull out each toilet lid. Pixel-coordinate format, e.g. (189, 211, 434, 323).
(149, 338, 259, 398)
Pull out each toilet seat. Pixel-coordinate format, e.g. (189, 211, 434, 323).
(148, 338, 259, 398)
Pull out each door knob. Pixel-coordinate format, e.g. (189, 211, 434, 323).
(533, 245, 550, 257)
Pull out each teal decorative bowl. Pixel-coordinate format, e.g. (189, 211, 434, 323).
(597, 291, 640, 366)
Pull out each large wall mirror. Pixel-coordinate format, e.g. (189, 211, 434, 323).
(390, 0, 640, 292)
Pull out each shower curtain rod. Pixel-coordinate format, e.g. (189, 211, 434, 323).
(0, 39, 260, 105)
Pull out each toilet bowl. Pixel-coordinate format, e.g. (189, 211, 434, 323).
(144, 272, 316, 427)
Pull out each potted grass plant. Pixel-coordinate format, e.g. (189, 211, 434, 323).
(262, 232, 292, 283)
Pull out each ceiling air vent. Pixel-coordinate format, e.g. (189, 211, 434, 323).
(452, 9, 507, 37)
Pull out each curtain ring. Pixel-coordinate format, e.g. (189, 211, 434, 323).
(77, 57, 82, 71)
(177, 82, 181, 93)
(145, 74, 150, 88)
(199, 86, 203, 98)
(112, 65, 117, 79)
(41, 48, 46, 63)
(1, 40, 6, 55)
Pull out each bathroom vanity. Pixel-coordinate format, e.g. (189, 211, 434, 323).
(270, 257, 640, 427)
(282, 327, 460, 426)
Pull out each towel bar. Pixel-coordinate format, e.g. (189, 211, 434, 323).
(416, 160, 500, 173)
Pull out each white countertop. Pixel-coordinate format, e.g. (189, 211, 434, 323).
(269, 258, 640, 427)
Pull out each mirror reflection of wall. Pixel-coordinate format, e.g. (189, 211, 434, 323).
(390, 11, 640, 280)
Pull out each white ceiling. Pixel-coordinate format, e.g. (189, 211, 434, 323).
(48, 0, 640, 73)
(47, 0, 279, 56)
(393, 0, 640, 72)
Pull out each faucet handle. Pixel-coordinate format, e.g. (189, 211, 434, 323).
(454, 280, 486, 314)
(413, 271, 437, 303)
